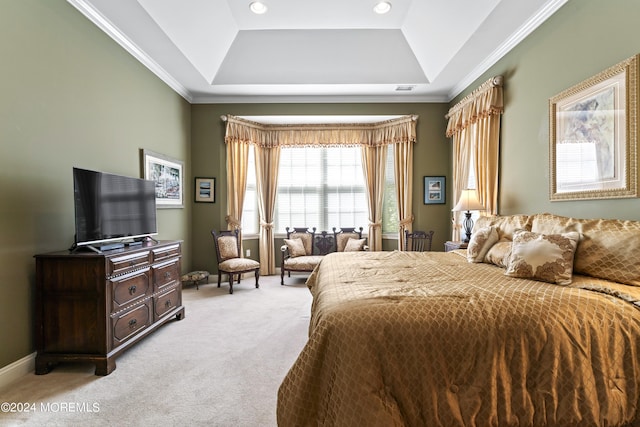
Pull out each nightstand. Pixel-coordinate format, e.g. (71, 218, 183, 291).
(445, 241, 468, 252)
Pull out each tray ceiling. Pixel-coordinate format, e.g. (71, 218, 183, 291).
(68, 0, 568, 103)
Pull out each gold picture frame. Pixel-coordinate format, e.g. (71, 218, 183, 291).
(549, 54, 638, 201)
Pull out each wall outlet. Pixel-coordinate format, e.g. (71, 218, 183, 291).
(246, 249, 251, 257)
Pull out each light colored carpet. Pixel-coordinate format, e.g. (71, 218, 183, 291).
(0, 274, 312, 427)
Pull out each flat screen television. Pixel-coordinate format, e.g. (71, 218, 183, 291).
(72, 167, 157, 250)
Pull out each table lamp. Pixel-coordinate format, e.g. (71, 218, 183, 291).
(453, 188, 485, 243)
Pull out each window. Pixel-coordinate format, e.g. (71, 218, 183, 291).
(241, 147, 258, 234)
(242, 145, 399, 235)
(276, 146, 368, 232)
(382, 144, 399, 234)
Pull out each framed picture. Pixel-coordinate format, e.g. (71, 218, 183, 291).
(194, 177, 215, 203)
(141, 149, 184, 208)
(424, 176, 445, 204)
(549, 54, 638, 201)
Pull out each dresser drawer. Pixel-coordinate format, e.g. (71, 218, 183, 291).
(152, 243, 181, 263)
(154, 286, 182, 321)
(108, 251, 151, 276)
(112, 301, 152, 348)
(110, 268, 151, 312)
(153, 259, 180, 292)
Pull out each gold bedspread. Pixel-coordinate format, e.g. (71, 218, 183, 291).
(277, 251, 640, 427)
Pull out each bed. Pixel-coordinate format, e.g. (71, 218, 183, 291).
(277, 214, 640, 427)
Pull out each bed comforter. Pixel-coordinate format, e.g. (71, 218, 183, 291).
(277, 250, 640, 427)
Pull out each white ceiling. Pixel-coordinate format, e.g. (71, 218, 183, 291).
(67, 0, 568, 104)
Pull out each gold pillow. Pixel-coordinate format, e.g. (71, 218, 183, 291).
(532, 213, 640, 286)
(473, 214, 533, 241)
(284, 238, 307, 258)
(466, 226, 498, 263)
(484, 240, 512, 268)
(344, 238, 366, 252)
(505, 230, 580, 285)
(218, 236, 238, 259)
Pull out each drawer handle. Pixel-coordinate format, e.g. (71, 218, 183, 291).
(128, 319, 137, 328)
(165, 300, 172, 308)
(164, 272, 171, 279)
(128, 285, 137, 295)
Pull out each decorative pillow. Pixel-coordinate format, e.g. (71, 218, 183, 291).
(218, 236, 239, 259)
(484, 240, 512, 268)
(344, 238, 366, 252)
(473, 214, 533, 241)
(284, 238, 306, 258)
(505, 230, 580, 285)
(532, 213, 640, 286)
(466, 226, 499, 263)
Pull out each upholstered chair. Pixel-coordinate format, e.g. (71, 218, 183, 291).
(211, 229, 260, 294)
(404, 230, 435, 252)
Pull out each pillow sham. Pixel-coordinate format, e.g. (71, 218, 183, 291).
(484, 240, 512, 268)
(284, 238, 307, 257)
(466, 226, 499, 263)
(344, 238, 366, 252)
(505, 230, 580, 285)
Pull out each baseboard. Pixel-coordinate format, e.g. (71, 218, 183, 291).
(0, 352, 35, 390)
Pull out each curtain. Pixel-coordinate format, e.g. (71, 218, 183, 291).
(254, 144, 281, 275)
(446, 76, 503, 240)
(225, 137, 250, 239)
(223, 115, 416, 148)
(223, 114, 417, 264)
(394, 141, 414, 250)
(361, 145, 387, 251)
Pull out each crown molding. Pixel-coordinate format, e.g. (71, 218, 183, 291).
(67, 0, 193, 103)
(448, 0, 569, 100)
(191, 93, 450, 104)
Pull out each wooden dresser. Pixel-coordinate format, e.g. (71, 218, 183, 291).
(34, 240, 185, 376)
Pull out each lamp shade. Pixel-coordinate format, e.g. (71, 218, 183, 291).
(453, 189, 485, 212)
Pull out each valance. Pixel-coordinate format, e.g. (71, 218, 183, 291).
(223, 114, 417, 148)
(445, 76, 504, 138)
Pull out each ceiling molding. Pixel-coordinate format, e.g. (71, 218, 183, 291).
(67, 0, 193, 103)
(448, 0, 569, 100)
(191, 94, 450, 105)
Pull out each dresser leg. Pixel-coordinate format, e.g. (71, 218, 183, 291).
(35, 356, 55, 375)
(95, 358, 116, 376)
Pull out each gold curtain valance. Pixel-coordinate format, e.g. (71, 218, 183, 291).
(445, 76, 504, 138)
(223, 114, 417, 148)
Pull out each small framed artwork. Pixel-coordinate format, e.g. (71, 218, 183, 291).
(194, 177, 215, 203)
(141, 149, 184, 208)
(424, 176, 446, 204)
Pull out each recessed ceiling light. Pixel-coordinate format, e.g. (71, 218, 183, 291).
(250, 1, 268, 14)
(395, 85, 416, 92)
(373, 1, 392, 14)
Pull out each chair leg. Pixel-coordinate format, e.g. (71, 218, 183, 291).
(255, 269, 260, 288)
(217, 272, 222, 288)
(281, 268, 285, 285)
(229, 273, 234, 294)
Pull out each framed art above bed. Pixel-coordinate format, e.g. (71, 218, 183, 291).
(549, 54, 638, 201)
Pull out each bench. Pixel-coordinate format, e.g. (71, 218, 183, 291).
(281, 227, 366, 285)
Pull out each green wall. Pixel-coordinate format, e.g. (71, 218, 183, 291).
(190, 103, 451, 275)
(452, 0, 640, 221)
(0, 1, 191, 369)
